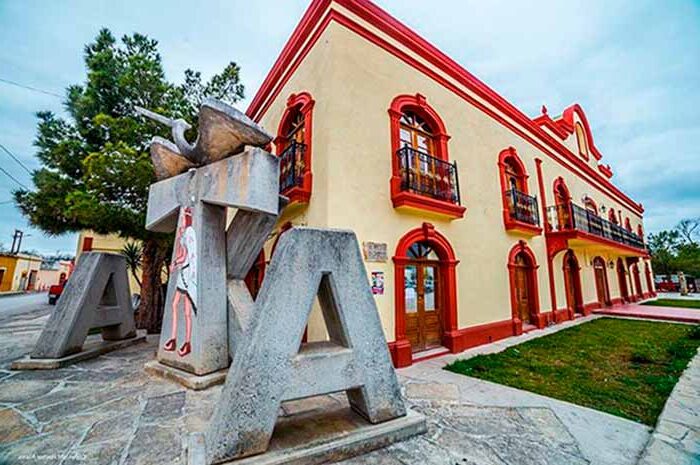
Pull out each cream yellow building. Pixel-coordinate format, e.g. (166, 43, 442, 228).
(0, 253, 42, 292)
(242, 0, 655, 367)
(75, 231, 141, 293)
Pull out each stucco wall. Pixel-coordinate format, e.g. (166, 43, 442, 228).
(254, 6, 650, 346)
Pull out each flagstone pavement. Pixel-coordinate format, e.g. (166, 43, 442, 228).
(0, 311, 692, 465)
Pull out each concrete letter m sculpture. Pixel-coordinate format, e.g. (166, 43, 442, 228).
(193, 228, 424, 464)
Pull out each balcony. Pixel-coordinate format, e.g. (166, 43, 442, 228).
(503, 189, 541, 234)
(392, 146, 465, 218)
(278, 141, 311, 204)
(546, 202, 646, 255)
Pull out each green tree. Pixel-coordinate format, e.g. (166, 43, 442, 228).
(14, 29, 245, 332)
(648, 230, 680, 277)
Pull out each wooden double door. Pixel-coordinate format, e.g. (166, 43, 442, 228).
(404, 261, 442, 353)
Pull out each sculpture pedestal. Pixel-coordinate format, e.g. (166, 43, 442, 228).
(144, 360, 227, 390)
(188, 404, 426, 465)
(12, 331, 147, 370)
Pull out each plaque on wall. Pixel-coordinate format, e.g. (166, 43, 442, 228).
(363, 242, 388, 262)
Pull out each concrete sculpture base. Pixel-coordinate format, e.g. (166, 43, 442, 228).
(12, 331, 147, 370)
(144, 360, 227, 390)
(188, 406, 426, 465)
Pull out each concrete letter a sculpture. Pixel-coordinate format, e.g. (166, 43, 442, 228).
(12, 252, 145, 369)
(193, 228, 424, 464)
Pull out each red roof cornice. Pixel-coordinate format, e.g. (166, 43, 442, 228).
(246, 0, 643, 215)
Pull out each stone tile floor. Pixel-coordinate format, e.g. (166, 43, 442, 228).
(0, 311, 694, 465)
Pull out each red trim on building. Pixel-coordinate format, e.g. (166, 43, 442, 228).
(498, 147, 542, 235)
(598, 164, 613, 178)
(535, 158, 558, 314)
(388, 93, 465, 219)
(391, 223, 459, 367)
(245, 0, 644, 216)
(507, 240, 544, 334)
(560, 104, 602, 160)
(274, 92, 315, 204)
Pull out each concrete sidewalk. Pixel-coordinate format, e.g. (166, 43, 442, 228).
(394, 316, 652, 465)
(1, 309, 696, 465)
(595, 302, 700, 324)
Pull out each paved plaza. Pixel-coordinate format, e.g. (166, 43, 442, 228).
(0, 305, 697, 465)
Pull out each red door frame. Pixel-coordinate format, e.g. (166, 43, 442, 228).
(632, 263, 643, 299)
(390, 222, 459, 368)
(592, 256, 611, 307)
(507, 240, 543, 334)
(563, 250, 584, 317)
(617, 258, 629, 303)
(644, 262, 655, 298)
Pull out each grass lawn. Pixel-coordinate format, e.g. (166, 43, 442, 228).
(444, 318, 700, 425)
(641, 298, 700, 309)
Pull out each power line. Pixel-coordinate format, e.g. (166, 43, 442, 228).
(0, 165, 29, 190)
(0, 142, 32, 175)
(0, 77, 62, 99)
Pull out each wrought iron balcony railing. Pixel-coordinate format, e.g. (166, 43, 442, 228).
(505, 189, 540, 227)
(397, 146, 461, 205)
(546, 202, 645, 250)
(279, 141, 306, 194)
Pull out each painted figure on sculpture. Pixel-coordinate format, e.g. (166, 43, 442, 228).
(164, 207, 198, 356)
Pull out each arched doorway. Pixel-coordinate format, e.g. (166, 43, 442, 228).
(404, 242, 442, 352)
(617, 258, 629, 303)
(631, 263, 643, 299)
(563, 250, 583, 317)
(392, 223, 459, 368)
(592, 257, 610, 307)
(644, 262, 654, 297)
(508, 241, 541, 333)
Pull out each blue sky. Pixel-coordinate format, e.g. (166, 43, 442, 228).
(0, 0, 698, 255)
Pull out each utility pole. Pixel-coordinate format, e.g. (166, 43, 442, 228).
(10, 229, 23, 254)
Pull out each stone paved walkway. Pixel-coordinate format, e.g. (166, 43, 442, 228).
(0, 311, 694, 465)
(638, 348, 700, 465)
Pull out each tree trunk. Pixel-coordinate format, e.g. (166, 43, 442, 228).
(135, 238, 167, 334)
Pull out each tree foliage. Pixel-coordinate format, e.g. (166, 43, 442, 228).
(14, 29, 245, 332)
(648, 217, 700, 277)
(15, 29, 244, 239)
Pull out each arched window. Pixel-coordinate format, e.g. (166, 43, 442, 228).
(274, 92, 314, 204)
(400, 111, 435, 154)
(389, 94, 464, 218)
(625, 218, 632, 232)
(637, 224, 644, 239)
(552, 177, 572, 231)
(608, 209, 618, 225)
(498, 148, 539, 232)
(583, 197, 598, 215)
(575, 122, 589, 160)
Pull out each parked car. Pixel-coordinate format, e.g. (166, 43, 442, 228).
(654, 274, 696, 293)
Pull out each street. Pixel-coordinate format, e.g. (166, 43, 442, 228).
(0, 292, 51, 323)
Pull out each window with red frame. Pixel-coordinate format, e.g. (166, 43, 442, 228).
(388, 94, 464, 218)
(498, 149, 539, 231)
(274, 92, 314, 204)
